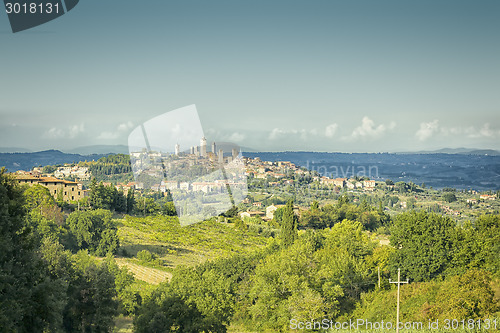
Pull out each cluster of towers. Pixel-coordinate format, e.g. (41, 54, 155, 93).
(174, 137, 239, 164)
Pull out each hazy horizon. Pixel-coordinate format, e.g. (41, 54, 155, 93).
(1, 144, 500, 155)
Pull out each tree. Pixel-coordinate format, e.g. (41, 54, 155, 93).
(429, 269, 499, 320)
(158, 264, 237, 333)
(443, 192, 457, 203)
(115, 188, 127, 213)
(248, 241, 325, 332)
(23, 184, 65, 241)
(336, 194, 350, 209)
(135, 294, 207, 333)
(324, 219, 375, 259)
(281, 200, 298, 247)
(273, 206, 285, 224)
(67, 209, 119, 256)
(407, 197, 417, 209)
(89, 178, 102, 209)
(474, 214, 500, 276)
(162, 201, 177, 216)
(42, 165, 57, 174)
(126, 189, 135, 214)
(63, 252, 118, 332)
(23, 183, 56, 210)
(299, 208, 324, 229)
(0, 168, 66, 331)
(389, 211, 455, 281)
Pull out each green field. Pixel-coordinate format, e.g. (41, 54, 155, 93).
(116, 215, 269, 274)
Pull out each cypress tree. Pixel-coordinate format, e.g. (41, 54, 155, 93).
(281, 200, 298, 247)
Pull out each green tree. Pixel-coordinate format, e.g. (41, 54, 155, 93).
(126, 189, 135, 214)
(281, 200, 298, 247)
(429, 269, 499, 320)
(474, 214, 500, 276)
(389, 211, 455, 281)
(63, 252, 118, 332)
(42, 165, 57, 174)
(248, 241, 324, 332)
(0, 168, 66, 332)
(159, 264, 237, 332)
(443, 192, 457, 203)
(324, 219, 375, 259)
(115, 188, 127, 213)
(23, 184, 65, 241)
(67, 209, 119, 256)
(135, 294, 207, 333)
(336, 194, 350, 209)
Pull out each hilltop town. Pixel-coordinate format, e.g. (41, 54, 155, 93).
(10, 148, 500, 224)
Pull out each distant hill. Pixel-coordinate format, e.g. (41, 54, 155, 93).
(64, 145, 130, 155)
(398, 148, 500, 156)
(245, 151, 500, 190)
(0, 150, 109, 172)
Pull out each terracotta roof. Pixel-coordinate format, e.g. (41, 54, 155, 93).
(38, 177, 78, 185)
(242, 211, 265, 215)
(14, 174, 40, 180)
(39, 177, 65, 183)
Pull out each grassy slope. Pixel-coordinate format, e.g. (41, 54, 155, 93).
(114, 215, 270, 332)
(116, 215, 269, 277)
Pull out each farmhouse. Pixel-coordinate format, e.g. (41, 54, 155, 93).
(14, 173, 88, 202)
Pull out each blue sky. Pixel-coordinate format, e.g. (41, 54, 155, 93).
(1, 0, 499, 152)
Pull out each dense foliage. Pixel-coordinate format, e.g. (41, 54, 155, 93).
(83, 154, 132, 181)
(3, 164, 500, 332)
(299, 195, 390, 231)
(67, 209, 120, 256)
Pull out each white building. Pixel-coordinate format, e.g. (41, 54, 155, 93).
(200, 137, 207, 157)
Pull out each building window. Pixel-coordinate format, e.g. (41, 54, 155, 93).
(72, 187, 74, 191)
(78, 191, 80, 195)
(54, 190, 56, 194)
(64, 192, 67, 195)
(72, 196, 74, 200)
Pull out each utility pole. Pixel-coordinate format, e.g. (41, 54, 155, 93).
(389, 268, 409, 333)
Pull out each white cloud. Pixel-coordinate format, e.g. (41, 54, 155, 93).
(117, 121, 134, 132)
(416, 120, 500, 141)
(343, 116, 394, 141)
(44, 127, 65, 139)
(228, 132, 245, 142)
(478, 123, 494, 138)
(69, 123, 85, 138)
(416, 120, 439, 141)
(325, 123, 338, 138)
(44, 123, 85, 139)
(202, 128, 246, 143)
(98, 121, 135, 140)
(269, 128, 286, 140)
